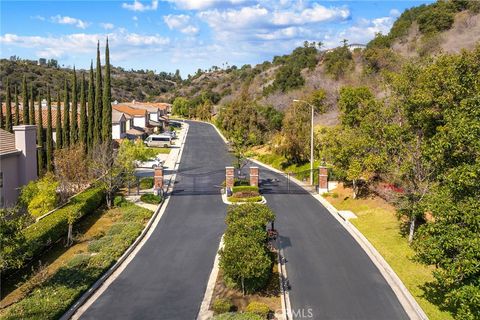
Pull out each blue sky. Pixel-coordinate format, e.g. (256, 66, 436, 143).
(1, 0, 433, 76)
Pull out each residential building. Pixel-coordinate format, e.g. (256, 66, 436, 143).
(112, 109, 127, 140)
(0, 125, 37, 208)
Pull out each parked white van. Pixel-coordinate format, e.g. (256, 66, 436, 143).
(144, 134, 172, 148)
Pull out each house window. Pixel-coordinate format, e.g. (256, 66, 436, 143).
(121, 121, 126, 134)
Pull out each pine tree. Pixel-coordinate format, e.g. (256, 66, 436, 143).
(56, 91, 63, 148)
(79, 73, 87, 152)
(29, 84, 35, 125)
(22, 75, 29, 124)
(62, 79, 70, 148)
(94, 41, 103, 145)
(70, 67, 78, 145)
(0, 95, 3, 129)
(5, 78, 12, 132)
(46, 87, 54, 172)
(102, 37, 112, 144)
(37, 91, 45, 175)
(87, 62, 95, 152)
(14, 86, 20, 126)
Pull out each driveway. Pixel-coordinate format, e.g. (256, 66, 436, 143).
(80, 121, 231, 320)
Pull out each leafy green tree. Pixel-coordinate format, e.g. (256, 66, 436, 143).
(70, 67, 78, 145)
(55, 91, 62, 148)
(172, 97, 190, 117)
(102, 38, 112, 145)
(0, 94, 3, 129)
(0, 208, 26, 273)
(5, 78, 12, 132)
(94, 41, 103, 145)
(323, 44, 353, 79)
(87, 62, 95, 152)
(22, 75, 29, 125)
(79, 73, 87, 152)
(14, 86, 20, 126)
(338, 86, 375, 128)
(37, 91, 45, 175)
(46, 87, 54, 172)
(18, 172, 58, 218)
(196, 99, 212, 121)
(62, 79, 70, 148)
(29, 84, 35, 125)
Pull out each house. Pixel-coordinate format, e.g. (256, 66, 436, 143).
(111, 109, 127, 140)
(0, 126, 37, 208)
(117, 102, 171, 131)
(112, 105, 149, 140)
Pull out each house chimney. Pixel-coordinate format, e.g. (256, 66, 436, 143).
(14, 125, 37, 185)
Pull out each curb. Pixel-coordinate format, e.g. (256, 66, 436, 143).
(62, 123, 189, 320)
(247, 158, 428, 320)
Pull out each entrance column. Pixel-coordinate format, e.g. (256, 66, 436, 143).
(250, 167, 259, 187)
(318, 166, 328, 193)
(154, 166, 164, 195)
(226, 166, 234, 194)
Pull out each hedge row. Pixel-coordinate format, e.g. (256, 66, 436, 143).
(18, 186, 105, 269)
(231, 186, 259, 193)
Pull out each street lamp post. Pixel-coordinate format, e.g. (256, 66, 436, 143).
(293, 99, 314, 186)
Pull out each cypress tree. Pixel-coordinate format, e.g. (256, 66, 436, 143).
(62, 79, 70, 148)
(0, 94, 3, 129)
(102, 37, 112, 144)
(5, 78, 12, 132)
(29, 84, 35, 125)
(14, 86, 20, 126)
(70, 67, 78, 144)
(46, 87, 53, 172)
(22, 75, 29, 124)
(55, 91, 62, 148)
(79, 73, 87, 151)
(87, 62, 95, 152)
(37, 91, 45, 175)
(94, 41, 103, 145)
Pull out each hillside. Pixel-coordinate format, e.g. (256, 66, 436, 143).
(165, 0, 480, 126)
(0, 58, 179, 102)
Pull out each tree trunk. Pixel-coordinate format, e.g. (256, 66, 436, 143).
(241, 277, 245, 296)
(352, 179, 357, 199)
(106, 193, 112, 208)
(408, 216, 416, 243)
(66, 223, 73, 247)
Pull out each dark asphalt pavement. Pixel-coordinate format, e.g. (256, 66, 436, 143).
(80, 121, 408, 320)
(80, 121, 231, 320)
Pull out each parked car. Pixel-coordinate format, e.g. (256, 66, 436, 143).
(163, 131, 176, 138)
(144, 134, 172, 147)
(134, 157, 164, 169)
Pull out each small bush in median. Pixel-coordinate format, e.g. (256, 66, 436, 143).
(228, 196, 262, 203)
(213, 312, 263, 320)
(140, 193, 162, 204)
(231, 186, 259, 194)
(139, 177, 154, 190)
(245, 302, 270, 319)
(213, 298, 233, 314)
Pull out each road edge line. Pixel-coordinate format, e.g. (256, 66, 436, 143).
(247, 157, 428, 320)
(62, 123, 189, 320)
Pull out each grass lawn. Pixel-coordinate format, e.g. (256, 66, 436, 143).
(147, 146, 171, 154)
(324, 184, 453, 320)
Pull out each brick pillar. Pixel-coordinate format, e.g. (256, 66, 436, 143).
(250, 167, 259, 187)
(319, 166, 328, 191)
(226, 167, 234, 190)
(154, 166, 164, 193)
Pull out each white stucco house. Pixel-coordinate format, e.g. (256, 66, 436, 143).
(111, 109, 127, 140)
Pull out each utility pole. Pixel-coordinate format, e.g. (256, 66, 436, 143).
(293, 99, 314, 186)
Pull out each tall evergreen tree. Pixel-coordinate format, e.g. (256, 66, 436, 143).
(5, 78, 12, 132)
(79, 73, 87, 151)
(37, 91, 45, 175)
(29, 84, 35, 125)
(70, 67, 78, 144)
(14, 86, 20, 126)
(22, 75, 29, 124)
(46, 87, 54, 172)
(62, 79, 70, 148)
(56, 91, 62, 148)
(87, 62, 95, 152)
(102, 38, 112, 144)
(0, 95, 3, 129)
(94, 41, 103, 145)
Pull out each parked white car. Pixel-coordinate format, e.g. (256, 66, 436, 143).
(134, 157, 164, 169)
(163, 131, 176, 138)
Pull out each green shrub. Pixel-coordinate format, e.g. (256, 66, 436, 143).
(139, 177, 154, 190)
(113, 195, 127, 207)
(14, 186, 104, 271)
(213, 312, 263, 320)
(231, 186, 259, 194)
(228, 196, 263, 203)
(140, 193, 162, 204)
(245, 302, 270, 318)
(324, 44, 353, 79)
(212, 298, 233, 315)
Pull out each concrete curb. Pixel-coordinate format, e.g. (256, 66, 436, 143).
(62, 123, 189, 320)
(220, 193, 267, 205)
(247, 158, 428, 320)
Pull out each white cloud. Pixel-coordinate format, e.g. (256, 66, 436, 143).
(180, 25, 199, 35)
(198, 6, 269, 30)
(163, 0, 248, 10)
(133, 16, 138, 21)
(100, 23, 115, 30)
(389, 9, 401, 17)
(122, 0, 158, 12)
(51, 15, 90, 29)
(163, 14, 190, 29)
(31, 15, 46, 21)
(329, 16, 394, 47)
(272, 4, 350, 26)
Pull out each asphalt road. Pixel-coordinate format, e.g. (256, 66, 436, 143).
(80, 121, 408, 320)
(80, 121, 231, 320)
(254, 165, 409, 320)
